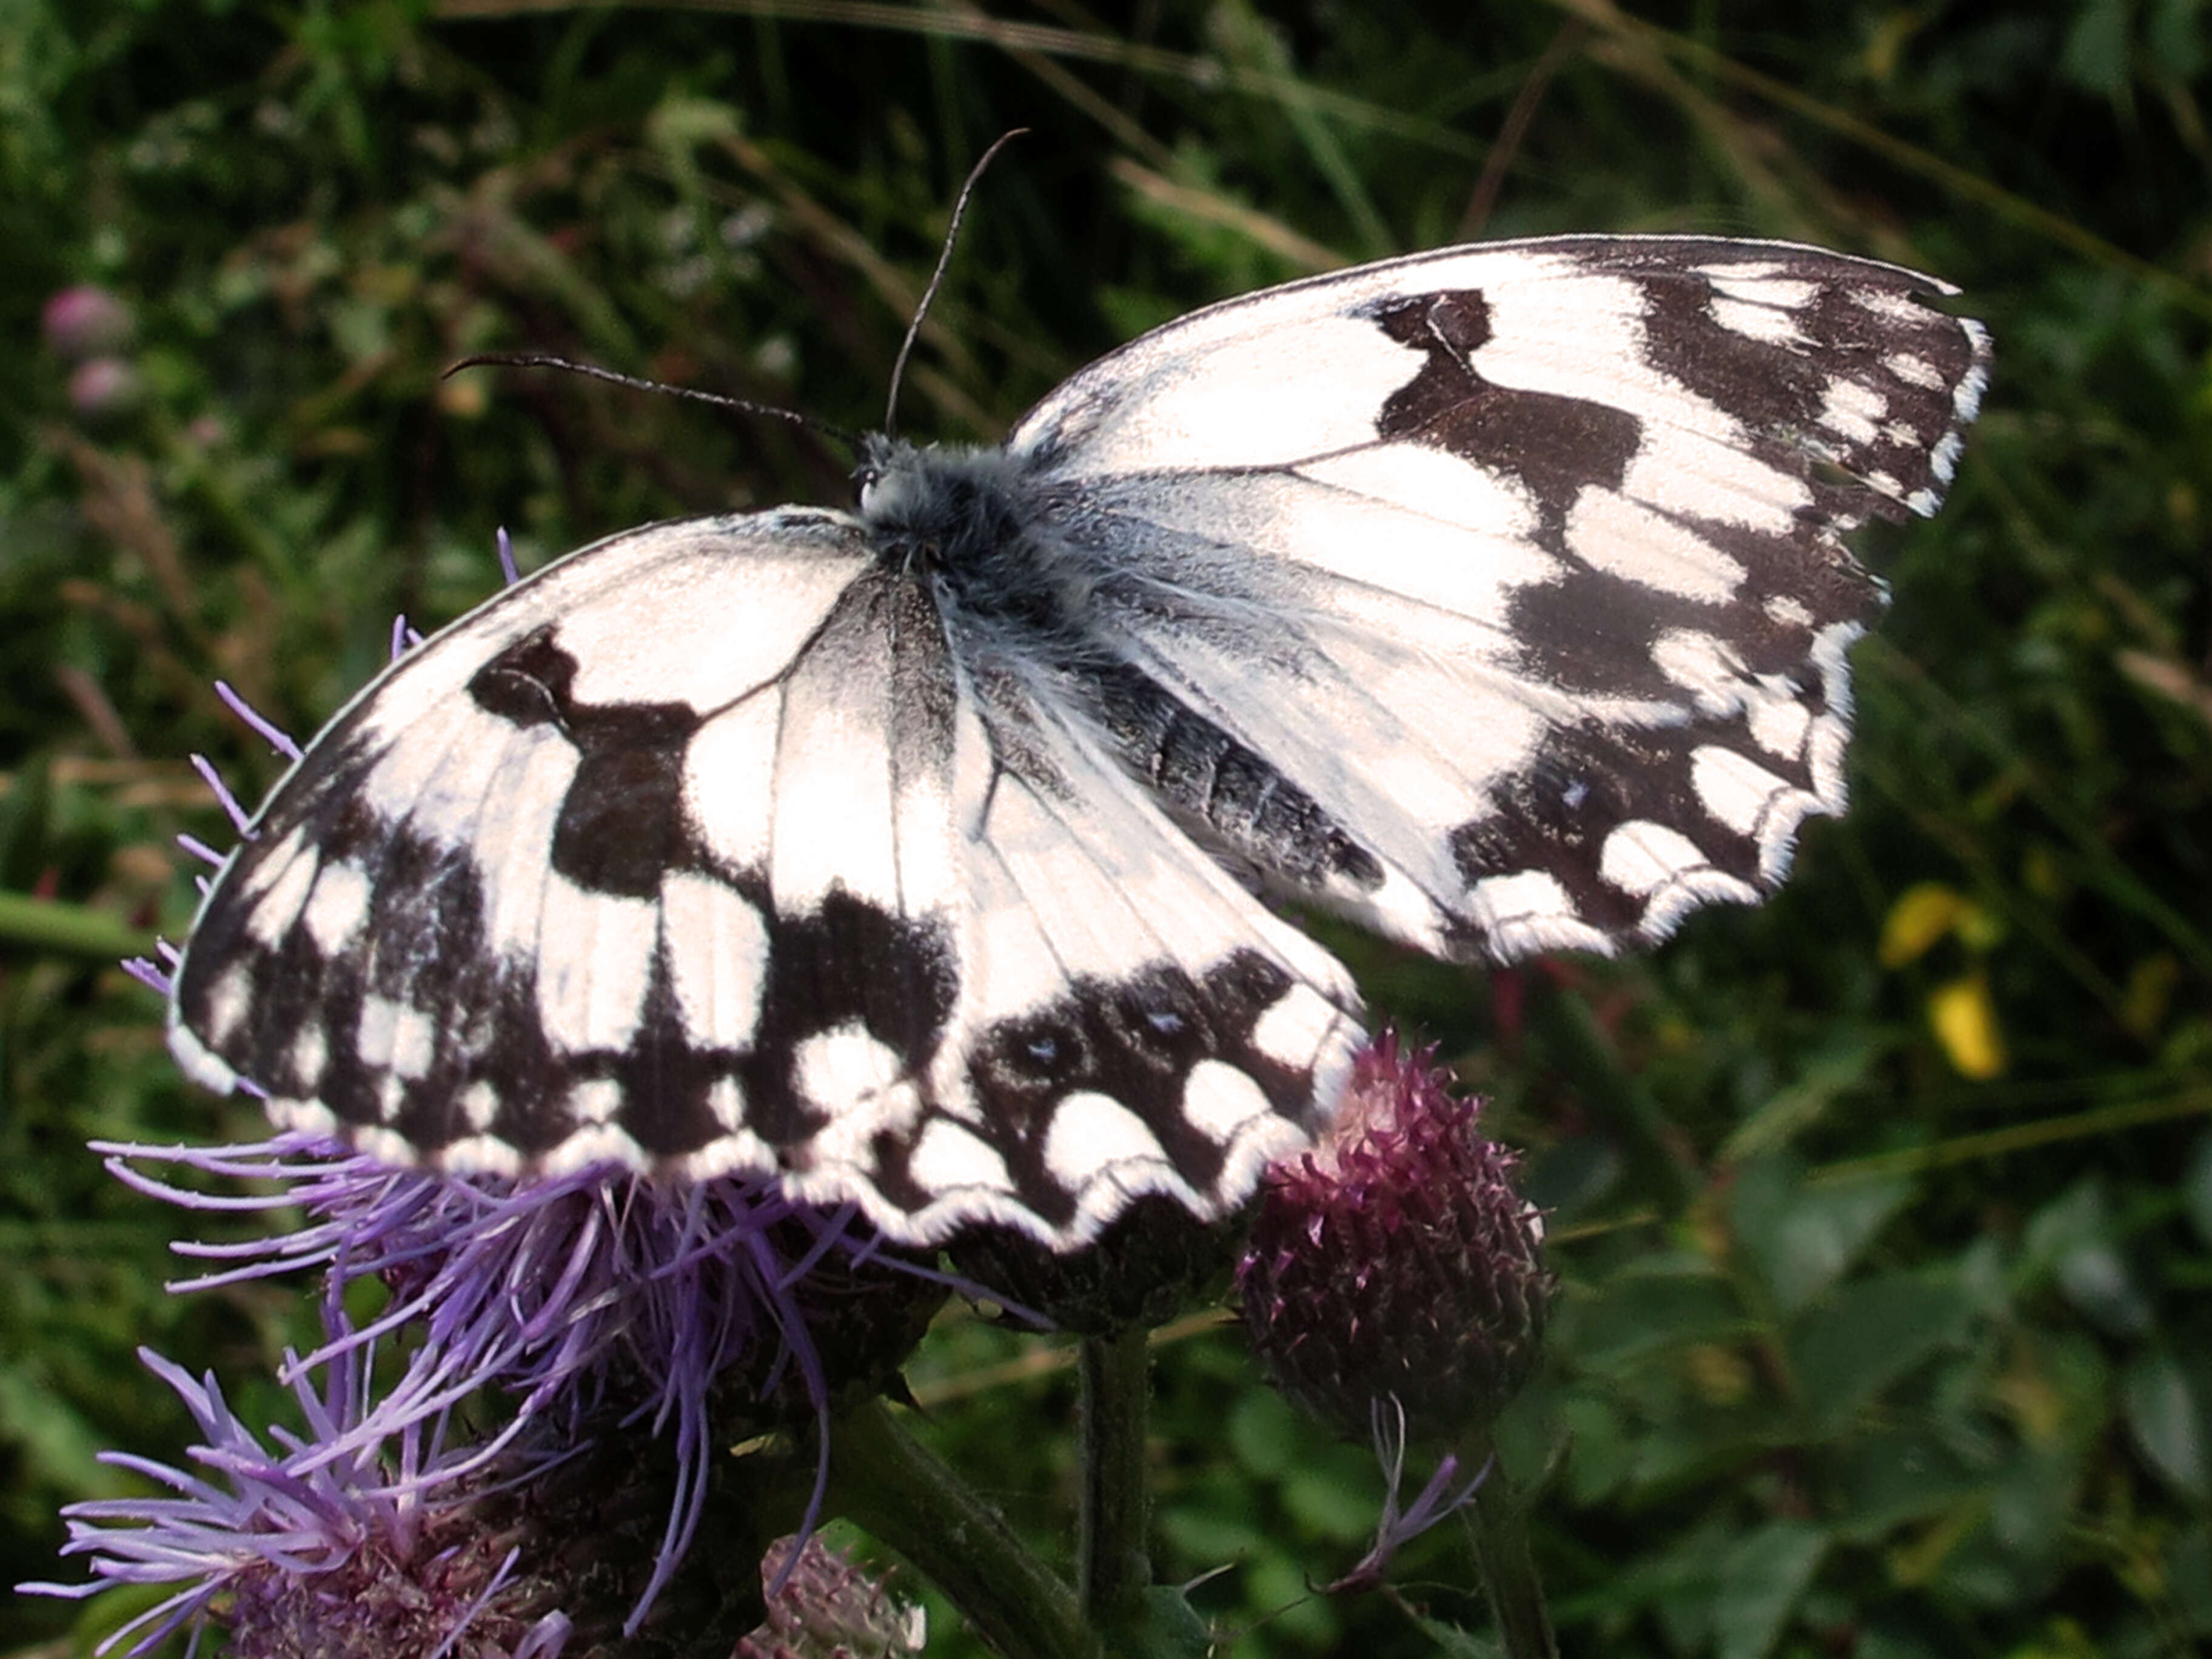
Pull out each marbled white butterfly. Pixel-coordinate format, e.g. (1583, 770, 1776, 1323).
(167, 235, 1989, 1248)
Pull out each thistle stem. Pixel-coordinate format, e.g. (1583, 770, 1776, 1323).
(828, 1398, 1098, 1659)
(1076, 1327, 1153, 1631)
(1461, 1455, 1557, 1659)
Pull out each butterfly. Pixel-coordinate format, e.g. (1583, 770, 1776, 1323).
(166, 234, 1988, 1249)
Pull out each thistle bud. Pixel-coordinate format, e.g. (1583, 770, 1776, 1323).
(736, 1536, 927, 1659)
(1236, 1036, 1550, 1443)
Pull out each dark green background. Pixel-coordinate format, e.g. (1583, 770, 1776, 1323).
(3, 2, 2208, 1655)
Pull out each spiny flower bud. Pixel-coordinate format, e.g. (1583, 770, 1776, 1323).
(1236, 1036, 1550, 1443)
(736, 1536, 926, 1659)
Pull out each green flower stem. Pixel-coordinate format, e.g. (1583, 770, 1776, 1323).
(1460, 1448, 1557, 1659)
(0, 890, 150, 960)
(828, 1398, 1099, 1659)
(1076, 1328, 1153, 1631)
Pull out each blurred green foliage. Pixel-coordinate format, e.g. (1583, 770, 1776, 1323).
(3, 2, 2208, 1655)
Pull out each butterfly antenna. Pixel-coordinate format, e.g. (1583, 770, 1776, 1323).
(883, 128, 1029, 439)
(444, 354, 861, 453)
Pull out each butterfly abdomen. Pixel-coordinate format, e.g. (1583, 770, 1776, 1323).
(1078, 660, 1384, 897)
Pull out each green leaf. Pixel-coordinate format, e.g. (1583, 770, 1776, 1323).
(1720, 1033, 1885, 1161)
(1560, 1395, 1632, 1506)
(1714, 1521, 1828, 1659)
(2121, 1348, 2211, 1502)
(2060, 0, 2134, 96)
(1827, 1427, 1990, 1541)
(2168, 1525, 2212, 1631)
(1227, 1387, 1302, 1480)
(2047, 1204, 2156, 1338)
(1281, 1461, 1381, 1544)
(1408, 1611, 1504, 1657)
(1127, 1585, 1214, 1658)
(1155, 1498, 1267, 1567)
(2019, 1179, 2155, 1334)
(2148, 0, 2208, 75)
(1567, 1265, 1750, 1372)
(1789, 1274, 1974, 1432)
(1729, 1156, 1915, 1313)
(0, 1359, 112, 1496)
(1987, 1335, 2110, 1561)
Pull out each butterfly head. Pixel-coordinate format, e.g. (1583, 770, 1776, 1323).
(853, 434, 1088, 642)
(855, 432, 1013, 526)
(851, 430, 920, 517)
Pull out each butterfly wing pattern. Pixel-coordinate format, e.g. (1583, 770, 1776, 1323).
(1007, 237, 1989, 960)
(168, 234, 1988, 1248)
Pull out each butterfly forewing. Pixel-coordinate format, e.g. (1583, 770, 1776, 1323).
(1010, 236, 1989, 959)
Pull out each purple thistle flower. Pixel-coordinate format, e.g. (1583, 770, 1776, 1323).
(1236, 1034, 1552, 1446)
(67, 356, 144, 421)
(93, 1133, 945, 1629)
(22, 1338, 574, 1659)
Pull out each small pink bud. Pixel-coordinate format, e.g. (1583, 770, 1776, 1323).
(42, 286, 133, 360)
(67, 356, 142, 421)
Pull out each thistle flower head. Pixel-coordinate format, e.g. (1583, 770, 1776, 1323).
(1236, 1034, 1551, 1444)
(22, 1342, 573, 1659)
(95, 1134, 943, 1632)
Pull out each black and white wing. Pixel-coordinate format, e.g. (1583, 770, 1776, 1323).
(167, 232, 1985, 1247)
(168, 512, 1362, 1247)
(1008, 235, 1989, 959)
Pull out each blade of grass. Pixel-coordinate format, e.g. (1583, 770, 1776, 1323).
(0, 891, 151, 961)
(1814, 1085, 2212, 1183)
(434, 0, 1489, 161)
(1208, 0, 1394, 258)
(1552, 0, 2212, 317)
(1107, 156, 1342, 274)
